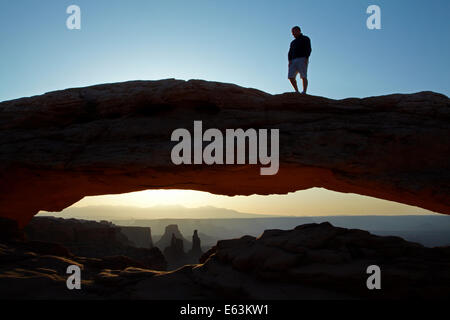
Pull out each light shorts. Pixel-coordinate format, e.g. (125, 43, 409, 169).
(288, 57, 308, 79)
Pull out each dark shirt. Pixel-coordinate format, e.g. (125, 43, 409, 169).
(288, 34, 312, 61)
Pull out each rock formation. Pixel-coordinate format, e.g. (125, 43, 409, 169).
(188, 230, 203, 261)
(119, 226, 153, 248)
(189, 230, 203, 257)
(0, 217, 23, 242)
(194, 222, 450, 299)
(1, 222, 449, 299)
(159, 228, 204, 269)
(24, 217, 166, 270)
(163, 233, 188, 269)
(155, 224, 191, 250)
(25, 217, 131, 248)
(0, 79, 449, 227)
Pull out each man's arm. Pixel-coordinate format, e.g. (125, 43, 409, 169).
(305, 37, 312, 65)
(288, 41, 294, 63)
(306, 37, 312, 58)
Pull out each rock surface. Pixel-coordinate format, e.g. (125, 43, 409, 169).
(160, 229, 206, 269)
(163, 233, 188, 269)
(119, 226, 153, 249)
(1, 222, 449, 299)
(189, 230, 203, 258)
(0, 79, 449, 226)
(155, 224, 191, 250)
(24, 217, 166, 270)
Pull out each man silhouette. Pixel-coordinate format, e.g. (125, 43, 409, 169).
(288, 26, 312, 94)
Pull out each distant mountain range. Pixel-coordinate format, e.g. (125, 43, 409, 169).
(38, 205, 278, 220)
(38, 205, 450, 247)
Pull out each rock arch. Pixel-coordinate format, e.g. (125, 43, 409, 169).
(0, 79, 449, 227)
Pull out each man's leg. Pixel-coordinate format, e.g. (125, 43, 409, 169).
(300, 58, 309, 94)
(301, 77, 308, 94)
(289, 78, 299, 93)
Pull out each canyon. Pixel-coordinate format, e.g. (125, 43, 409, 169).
(1, 220, 449, 299)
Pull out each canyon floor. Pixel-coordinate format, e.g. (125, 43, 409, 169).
(1, 221, 449, 300)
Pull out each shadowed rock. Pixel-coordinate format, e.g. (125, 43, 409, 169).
(163, 233, 188, 269)
(2, 222, 450, 299)
(119, 226, 153, 249)
(189, 230, 203, 258)
(24, 217, 167, 270)
(0, 79, 449, 226)
(155, 224, 190, 250)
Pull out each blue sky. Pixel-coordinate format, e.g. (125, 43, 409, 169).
(1, 0, 449, 101)
(2, 1, 447, 215)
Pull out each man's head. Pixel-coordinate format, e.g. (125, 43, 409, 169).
(292, 26, 301, 38)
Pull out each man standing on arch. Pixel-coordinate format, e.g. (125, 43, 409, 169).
(288, 26, 312, 94)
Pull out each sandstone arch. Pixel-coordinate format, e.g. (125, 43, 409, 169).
(0, 79, 449, 227)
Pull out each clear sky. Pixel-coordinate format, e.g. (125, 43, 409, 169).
(2, 1, 448, 216)
(1, 0, 449, 102)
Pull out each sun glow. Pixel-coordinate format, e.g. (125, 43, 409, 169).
(70, 188, 436, 216)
